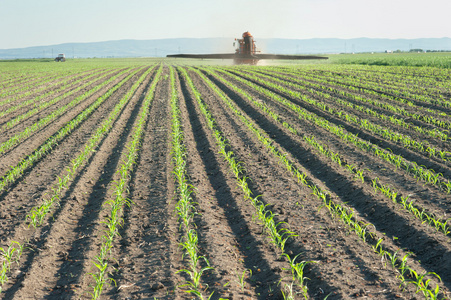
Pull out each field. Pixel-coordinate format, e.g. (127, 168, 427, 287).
(335, 52, 451, 68)
(0, 56, 450, 299)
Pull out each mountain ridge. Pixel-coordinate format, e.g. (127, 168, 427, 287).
(1, 37, 450, 59)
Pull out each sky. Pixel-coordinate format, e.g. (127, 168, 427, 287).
(1, 0, 450, 49)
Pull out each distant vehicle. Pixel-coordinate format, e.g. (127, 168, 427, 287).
(55, 53, 66, 62)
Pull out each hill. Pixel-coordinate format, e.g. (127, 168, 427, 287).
(1, 37, 450, 59)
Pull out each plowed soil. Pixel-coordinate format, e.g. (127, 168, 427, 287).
(0, 62, 450, 300)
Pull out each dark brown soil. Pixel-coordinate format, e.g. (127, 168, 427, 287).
(0, 63, 449, 300)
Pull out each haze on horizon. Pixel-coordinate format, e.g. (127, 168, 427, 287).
(1, 0, 450, 49)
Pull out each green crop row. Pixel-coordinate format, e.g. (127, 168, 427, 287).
(0, 67, 133, 156)
(203, 67, 451, 239)
(228, 68, 451, 164)
(90, 65, 162, 299)
(0, 67, 101, 109)
(213, 68, 451, 194)
(182, 66, 317, 298)
(0, 242, 24, 293)
(0, 68, 143, 195)
(0, 68, 113, 121)
(199, 66, 445, 299)
(0, 73, 45, 92)
(0, 72, 65, 100)
(254, 68, 451, 138)
(282, 65, 451, 107)
(26, 66, 156, 228)
(169, 66, 214, 300)
(1, 68, 124, 132)
(0, 66, 153, 294)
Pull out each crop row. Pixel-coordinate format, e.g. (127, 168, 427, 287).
(226, 68, 451, 165)
(90, 65, 162, 298)
(0, 65, 107, 105)
(201, 67, 451, 239)
(1, 61, 448, 299)
(254, 67, 451, 138)
(1, 68, 126, 132)
(26, 66, 156, 228)
(169, 66, 214, 299)
(0, 71, 66, 100)
(212, 67, 451, 194)
(0, 67, 143, 195)
(0, 68, 113, 121)
(0, 67, 135, 156)
(286, 65, 450, 106)
(193, 66, 445, 299)
(0, 66, 155, 294)
(181, 66, 324, 298)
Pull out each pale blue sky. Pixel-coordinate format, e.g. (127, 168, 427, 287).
(1, 0, 450, 49)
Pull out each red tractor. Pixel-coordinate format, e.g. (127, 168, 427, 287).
(167, 31, 328, 63)
(234, 31, 259, 57)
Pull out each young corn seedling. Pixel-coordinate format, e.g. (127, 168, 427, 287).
(274, 224, 298, 255)
(354, 169, 365, 183)
(373, 238, 384, 254)
(280, 281, 296, 300)
(407, 269, 442, 299)
(283, 253, 317, 299)
(235, 269, 252, 292)
(0, 241, 25, 291)
(0, 242, 21, 270)
(398, 253, 411, 283)
(177, 259, 213, 292)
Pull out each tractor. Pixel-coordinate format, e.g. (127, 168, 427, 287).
(55, 53, 66, 62)
(167, 31, 328, 64)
